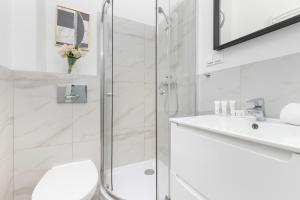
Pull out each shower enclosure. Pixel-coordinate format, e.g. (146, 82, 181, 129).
(100, 0, 196, 199)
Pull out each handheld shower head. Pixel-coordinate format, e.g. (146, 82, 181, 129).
(158, 6, 170, 25)
(158, 7, 164, 14)
(101, 0, 111, 22)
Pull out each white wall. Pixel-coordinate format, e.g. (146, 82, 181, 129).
(4, 0, 156, 74)
(11, 0, 38, 71)
(114, 0, 156, 26)
(45, 0, 100, 75)
(198, 0, 300, 74)
(226, 0, 300, 42)
(10, 0, 100, 75)
(0, 0, 12, 68)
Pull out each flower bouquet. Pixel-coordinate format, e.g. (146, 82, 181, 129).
(58, 44, 85, 74)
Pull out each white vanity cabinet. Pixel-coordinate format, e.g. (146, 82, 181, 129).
(170, 120, 300, 200)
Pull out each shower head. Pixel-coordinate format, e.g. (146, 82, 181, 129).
(101, 0, 111, 22)
(158, 6, 170, 26)
(158, 7, 164, 14)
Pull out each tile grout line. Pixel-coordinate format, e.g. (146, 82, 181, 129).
(12, 71, 15, 200)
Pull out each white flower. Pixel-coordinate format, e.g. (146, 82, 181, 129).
(71, 48, 81, 58)
(58, 44, 86, 59)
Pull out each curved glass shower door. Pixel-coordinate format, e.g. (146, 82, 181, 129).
(100, 0, 196, 199)
(101, 0, 113, 192)
(111, 0, 157, 199)
(101, 0, 157, 199)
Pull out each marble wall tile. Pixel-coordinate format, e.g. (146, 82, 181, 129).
(14, 144, 73, 200)
(114, 60, 145, 83)
(144, 64, 156, 85)
(113, 18, 146, 83)
(112, 17, 157, 167)
(13, 71, 73, 150)
(0, 67, 13, 157)
(144, 127, 156, 160)
(9, 17, 156, 200)
(171, 0, 196, 25)
(197, 67, 241, 114)
(241, 53, 300, 118)
(144, 26, 156, 85)
(197, 53, 300, 118)
(156, 0, 197, 168)
(114, 17, 146, 39)
(0, 156, 13, 200)
(73, 76, 100, 142)
(144, 83, 156, 128)
(113, 29, 145, 72)
(73, 140, 101, 172)
(113, 128, 145, 167)
(156, 98, 170, 165)
(156, 19, 170, 166)
(0, 66, 13, 200)
(177, 79, 196, 116)
(11, 71, 101, 199)
(113, 82, 145, 130)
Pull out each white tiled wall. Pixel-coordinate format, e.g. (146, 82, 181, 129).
(198, 53, 300, 118)
(13, 72, 101, 200)
(112, 17, 156, 167)
(0, 17, 157, 200)
(0, 66, 101, 200)
(0, 67, 13, 200)
(157, 0, 197, 167)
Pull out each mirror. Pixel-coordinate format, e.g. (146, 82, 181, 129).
(214, 0, 300, 50)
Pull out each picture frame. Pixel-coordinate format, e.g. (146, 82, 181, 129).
(56, 5, 90, 50)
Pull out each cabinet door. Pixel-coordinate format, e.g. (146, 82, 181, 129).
(171, 171, 208, 200)
(170, 123, 300, 200)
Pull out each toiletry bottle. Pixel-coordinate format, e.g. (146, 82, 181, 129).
(214, 101, 221, 115)
(221, 101, 228, 116)
(229, 100, 236, 116)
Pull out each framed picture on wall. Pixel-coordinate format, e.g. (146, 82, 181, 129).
(56, 5, 90, 50)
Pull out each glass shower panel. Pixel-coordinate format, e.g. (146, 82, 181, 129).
(101, 0, 113, 192)
(111, 0, 157, 199)
(157, 1, 171, 199)
(156, 0, 196, 199)
(169, 0, 197, 118)
(100, 0, 196, 199)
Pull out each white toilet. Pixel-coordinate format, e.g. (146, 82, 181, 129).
(32, 160, 99, 200)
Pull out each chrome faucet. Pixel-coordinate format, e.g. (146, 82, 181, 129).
(247, 98, 265, 121)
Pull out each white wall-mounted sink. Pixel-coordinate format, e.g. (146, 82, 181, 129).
(170, 115, 300, 154)
(169, 115, 300, 200)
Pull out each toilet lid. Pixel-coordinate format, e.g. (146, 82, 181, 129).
(32, 160, 98, 200)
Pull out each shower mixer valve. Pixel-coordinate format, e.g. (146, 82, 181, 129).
(57, 84, 87, 104)
(159, 81, 169, 96)
(158, 76, 178, 96)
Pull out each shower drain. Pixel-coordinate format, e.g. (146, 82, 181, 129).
(144, 169, 155, 175)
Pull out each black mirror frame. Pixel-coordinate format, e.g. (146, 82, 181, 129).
(214, 0, 300, 51)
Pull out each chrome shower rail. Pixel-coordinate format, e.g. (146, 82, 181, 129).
(99, 0, 128, 198)
(100, 0, 117, 199)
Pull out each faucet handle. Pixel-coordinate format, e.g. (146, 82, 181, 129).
(247, 98, 265, 107)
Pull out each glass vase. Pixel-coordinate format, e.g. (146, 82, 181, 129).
(67, 56, 78, 74)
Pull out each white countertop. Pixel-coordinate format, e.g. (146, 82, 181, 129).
(170, 115, 300, 154)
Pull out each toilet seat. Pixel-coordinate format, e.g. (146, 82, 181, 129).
(32, 160, 99, 200)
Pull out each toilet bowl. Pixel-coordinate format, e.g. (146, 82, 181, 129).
(32, 160, 99, 200)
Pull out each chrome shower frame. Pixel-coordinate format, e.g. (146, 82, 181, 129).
(99, 0, 197, 199)
(99, 0, 122, 199)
